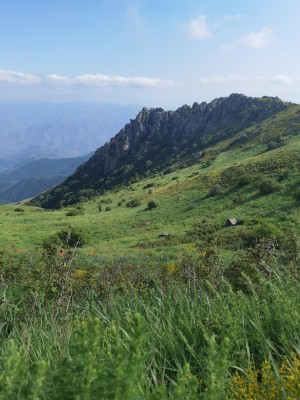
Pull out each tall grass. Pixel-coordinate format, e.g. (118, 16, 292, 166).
(0, 253, 299, 398)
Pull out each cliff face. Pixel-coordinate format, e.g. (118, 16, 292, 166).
(94, 93, 286, 174)
(32, 94, 289, 209)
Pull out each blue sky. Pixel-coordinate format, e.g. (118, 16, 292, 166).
(1, 0, 300, 108)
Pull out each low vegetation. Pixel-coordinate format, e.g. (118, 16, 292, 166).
(0, 235, 299, 398)
(0, 100, 300, 397)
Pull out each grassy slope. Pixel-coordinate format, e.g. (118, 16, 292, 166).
(0, 105, 300, 261)
(0, 105, 300, 399)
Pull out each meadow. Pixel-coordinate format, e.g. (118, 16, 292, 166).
(0, 105, 300, 398)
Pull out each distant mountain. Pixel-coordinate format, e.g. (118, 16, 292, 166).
(31, 94, 292, 209)
(0, 153, 92, 203)
(0, 176, 65, 204)
(0, 101, 142, 165)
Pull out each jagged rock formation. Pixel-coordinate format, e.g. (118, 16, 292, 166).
(32, 94, 290, 209)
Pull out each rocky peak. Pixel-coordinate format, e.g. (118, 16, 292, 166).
(33, 94, 290, 209)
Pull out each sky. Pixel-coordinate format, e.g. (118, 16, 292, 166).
(1, 0, 300, 109)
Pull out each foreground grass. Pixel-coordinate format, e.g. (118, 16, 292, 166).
(0, 105, 300, 397)
(0, 242, 299, 399)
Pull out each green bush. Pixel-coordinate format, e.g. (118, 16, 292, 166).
(258, 178, 281, 194)
(99, 198, 113, 204)
(293, 187, 300, 202)
(147, 200, 158, 210)
(237, 174, 254, 187)
(14, 207, 25, 212)
(57, 227, 90, 247)
(143, 182, 155, 189)
(209, 184, 221, 196)
(66, 206, 84, 216)
(126, 199, 141, 208)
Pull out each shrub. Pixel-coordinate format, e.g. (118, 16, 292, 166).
(143, 183, 155, 189)
(246, 220, 285, 246)
(99, 198, 113, 204)
(147, 200, 158, 210)
(293, 187, 300, 202)
(14, 207, 25, 212)
(57, 227, 90, 247)
(105, 206, 112, 212)
(237, 174, 254, 187)
(209, 184, 221, 196)
(258, 178, 281, 195)
(126, 199, 141, 208)
(66, 206, 84, 216)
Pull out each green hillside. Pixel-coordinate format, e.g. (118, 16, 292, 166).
(1, 100, 300, 259)
(0, 96, 300, 398)
(31, 94, 290, 209)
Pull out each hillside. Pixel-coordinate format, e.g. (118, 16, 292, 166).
(32, 93, 291, 209)
(1, 94, 300, 399)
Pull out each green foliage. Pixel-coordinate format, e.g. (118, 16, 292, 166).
(63, 227, 89, 247)
(99, 198, 113, 204)
(293, 187, 300, 202)
(65, 205, 84, 216)
(2, 98, 300, 397)
(209, 184, 221, 196)
(126, 199, 142, 208)
(143, 182, 155, 189)
(147, 200, 158, 210)
(236, 174, 254, 187)
(266, 133, 285, 150)
(258, 177, 281, 194)
(0, 232, 300, 398)
(44, 227, 90, 248)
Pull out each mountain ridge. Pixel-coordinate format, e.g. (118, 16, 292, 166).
(31, 94, 292, 209)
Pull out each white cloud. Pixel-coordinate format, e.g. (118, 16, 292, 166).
(185, 16, 212, 40)
(199, 75, 246, 85)
(0, 69, 174, 88)
(200, 76, 227, 84)
(74, 74, 175, 88)
(0, 69, 40, 84)
(222, 27, 273, 52)
(271, 74, 293, 84)
(46, 74, 71, 84)
(238, 27, 273, 48)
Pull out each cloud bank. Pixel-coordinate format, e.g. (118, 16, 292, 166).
(0, 70, 175, 88)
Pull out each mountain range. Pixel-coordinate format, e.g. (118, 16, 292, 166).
(31, 93, 295, 209)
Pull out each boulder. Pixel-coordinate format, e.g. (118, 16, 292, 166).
(225, 218, 238, 227)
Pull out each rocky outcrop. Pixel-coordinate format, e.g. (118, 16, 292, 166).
(92, 94, 287, 175)
(32, 94, 289, 209)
